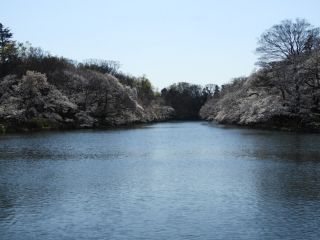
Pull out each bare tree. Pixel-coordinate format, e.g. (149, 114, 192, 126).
(256, 19, 320, 64)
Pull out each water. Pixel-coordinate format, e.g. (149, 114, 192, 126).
(0, 121, 320, 240)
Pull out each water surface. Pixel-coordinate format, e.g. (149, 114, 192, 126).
(0, 122, 320, 239)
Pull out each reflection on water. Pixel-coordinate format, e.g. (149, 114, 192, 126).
(0, 122, 320, 240)
(238, 130, 320, 162)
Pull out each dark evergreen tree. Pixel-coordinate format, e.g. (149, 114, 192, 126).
(0, 23, 17, 77)
(0, 23, 13, 63)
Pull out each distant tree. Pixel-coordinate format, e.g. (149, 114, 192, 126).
(256, 19, 320, 64)
(161, 82, 207, 119)
(134, 75, 154, 104)
(0, 23, 18, 77)
(202, 84, 216, 99)
(256, 20, 320, 113)
(213, 85, 220, 98)
(114, 72, 136, 87)
(16, 41, 48, 60)
(78, 59, 120, 75)
(17, 71, 76, 118)
(298, 50, 320, 112)
(0, 41, 73, 78)
(0, 23, 15, 64)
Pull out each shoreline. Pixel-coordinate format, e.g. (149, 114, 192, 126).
(2, 117, 320, 135)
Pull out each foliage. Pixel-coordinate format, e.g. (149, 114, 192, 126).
(0, 22, 157, 107)
(0, 23, 14, 63)
(78, 59, 120, 75)
(0, 23, 18, 77)
(161, 82, 209, 119)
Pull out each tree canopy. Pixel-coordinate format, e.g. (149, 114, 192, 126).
(256, 19, 320, 64)
(0, 23, 17, 76)
(161, 82, 212, 119)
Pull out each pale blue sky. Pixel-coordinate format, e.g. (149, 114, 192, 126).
(3, 0, 320, 89)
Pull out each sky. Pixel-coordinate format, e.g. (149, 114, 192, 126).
(2, 0, 320, 89)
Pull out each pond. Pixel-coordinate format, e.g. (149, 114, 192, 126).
(0, 122, 320, 239)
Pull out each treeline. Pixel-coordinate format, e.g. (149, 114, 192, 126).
(4, 18, 320, 130)
(161, 83, 219, 119)
(201, 19, 320, 130)
(254, 19, 320, 114)
(0, 25, 156, 107)
(0, 23, 222, 121)
(0, 23, 179, 131)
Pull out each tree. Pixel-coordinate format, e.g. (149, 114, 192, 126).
(161, 82, 207, 119)
(0, 23, 15, 64)
(202, 84, 216, 99)
(134, 75, 154, 104)
(298, 50, 320, 112)
(256, 19, 320, 64)
(0, 23, 18, 77)
(78, 59, 120, 75)
(213, 85, 220, 98)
